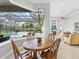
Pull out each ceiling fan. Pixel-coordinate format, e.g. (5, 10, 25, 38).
(52, 16, 69, 20)
(52, 9, 79, 20)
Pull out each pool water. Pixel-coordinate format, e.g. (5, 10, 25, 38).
(0, 31, 29, 38)
(10, 31, 29, 38)
(6, 32, 17, 36)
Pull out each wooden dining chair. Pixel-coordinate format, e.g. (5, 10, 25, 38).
(11, 40, 32, 59)
(48, 38, 61, 59)
(41, 33, 56, 56)
(47, 33, 56, 42)
(41, 38, 61, 59)
(27, 32, 35, 41)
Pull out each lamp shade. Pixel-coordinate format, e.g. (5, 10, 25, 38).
(51, 25, 57, 32)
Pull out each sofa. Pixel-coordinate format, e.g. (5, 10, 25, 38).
(64, 33, 79, 45)
(0, 36, 10, 42)
(70, 33, 79, 45)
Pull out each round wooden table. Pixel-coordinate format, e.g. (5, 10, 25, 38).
(23, 39, 53, 59)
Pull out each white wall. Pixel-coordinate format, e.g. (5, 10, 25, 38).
(34, 4, 50, 38)
(50, 0, 79, 33)
(61, 15, 79, 32)
(9, 0, 35, 11)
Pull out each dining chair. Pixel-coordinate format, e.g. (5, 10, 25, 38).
(27, 32, 35, 40)
(49, 38, 61, 59)
(41, 38, 61, 59)
(40, 33, 56, 57)
(31, 31, 36, 39)
(11, 40, 32, 59)
(47, 32, 56, 42)
(27, 33, 32, 40)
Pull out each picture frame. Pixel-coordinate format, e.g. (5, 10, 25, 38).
(74, 22, 79, 31)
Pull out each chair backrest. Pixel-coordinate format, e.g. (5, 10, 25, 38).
(64, 32, 71, 38)
(11, 40, 22, 59)
(27, 32, 32, 40)
(47, 33, 56, 42)
(53, 38, 61, 54)
(46, 38, 61, 59)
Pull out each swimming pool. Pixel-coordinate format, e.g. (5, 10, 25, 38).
(10, 31, 29, 38)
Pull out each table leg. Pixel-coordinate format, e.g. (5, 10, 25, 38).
(33, 51, 37, 59)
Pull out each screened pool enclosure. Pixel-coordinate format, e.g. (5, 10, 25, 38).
(0, 12, 40, 36)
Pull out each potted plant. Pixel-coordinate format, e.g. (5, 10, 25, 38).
(37, 37, 42, 43)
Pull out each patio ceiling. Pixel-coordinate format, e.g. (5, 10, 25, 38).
(0, 0, 12, 6)
(0, 12, 37, 23)
(0, 0, 49, 23)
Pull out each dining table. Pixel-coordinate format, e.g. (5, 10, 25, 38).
(23, 38, 53, 59)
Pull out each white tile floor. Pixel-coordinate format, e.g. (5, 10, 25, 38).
(58, 40, 79, 59)
(4, 40, 79, 59)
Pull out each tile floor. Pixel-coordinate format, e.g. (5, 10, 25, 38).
(58, 40, 79, 59)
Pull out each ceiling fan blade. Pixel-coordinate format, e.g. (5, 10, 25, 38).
(64, 15, 75, 19)
(52, 16, 74, 20)
(52, 17, 61, 18)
